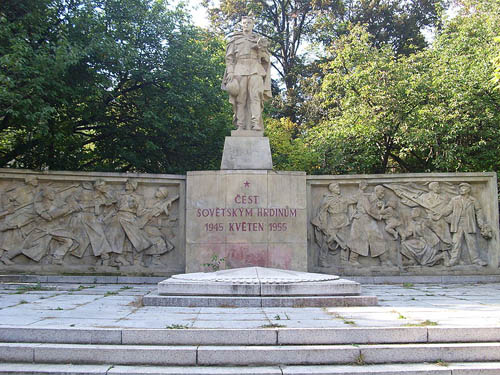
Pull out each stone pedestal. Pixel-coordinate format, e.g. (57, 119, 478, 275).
(220, 135, 273, 170)
(186, 170, 307, 272)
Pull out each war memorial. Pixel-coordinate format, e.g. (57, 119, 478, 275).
(1, 15, 500, 375)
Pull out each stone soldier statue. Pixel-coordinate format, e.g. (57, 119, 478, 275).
(221, 15, 272, 131)
(437, 182, 490, 266)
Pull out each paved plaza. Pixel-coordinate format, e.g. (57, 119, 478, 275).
(1, 281, 499, 329)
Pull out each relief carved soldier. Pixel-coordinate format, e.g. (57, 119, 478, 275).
(140, 187, 179, 267)
(347, 184, 391, 267)
(22, 185, 80, 265)
(69, 180, 116, 266)
(421, 182, 452, 252)
(437, 182, 490, 266)
(106, 179, 149, 266)
(221, 15, 272, 131)
(311, 183, 356, 266)
(0, 176, 40, 264)
(400, 208, 449, 267)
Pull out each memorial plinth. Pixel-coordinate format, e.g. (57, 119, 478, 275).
(220, 130, 273, 170)
(143, 266, 378, 307)
(186, 170, 307, 272)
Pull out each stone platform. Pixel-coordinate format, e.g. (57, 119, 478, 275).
(1, 279, 500, 374)
(143, 267, 376, 307)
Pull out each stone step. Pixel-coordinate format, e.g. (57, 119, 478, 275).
(2, 342, 500, 366)
(2, 326, 500, 346)
(143, 292, 377, 307)
(2, 362, 500, 375)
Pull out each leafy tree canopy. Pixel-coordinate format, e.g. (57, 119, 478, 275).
(0, 0, 231, 173)
(272, 0, 500, 174)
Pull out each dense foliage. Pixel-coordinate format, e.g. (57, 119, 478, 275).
(0, 0, 231, 173)
(1, 0, 499, 175)
(267, 0, 500, 174)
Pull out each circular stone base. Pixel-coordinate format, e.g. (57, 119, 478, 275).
(170, 267, 340, 284)
(157, 267, 365, 297)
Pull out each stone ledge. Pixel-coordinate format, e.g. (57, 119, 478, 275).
(143, 291, 377, 307)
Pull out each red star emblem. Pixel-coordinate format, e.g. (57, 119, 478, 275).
(244, 181, 250, 188)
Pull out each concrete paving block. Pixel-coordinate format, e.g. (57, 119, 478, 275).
(158, 280, 261, 296)
(450, 362, 500, 374)
(0, 327, 121, 344)
(361, 343, 500, 364)
(109, 365, 283, 375)
(0, 343, 38, 362)
(344, 296, 378, 306)
(261, 297, 345, 307)
(93, 276, 119, 284)
(278, 327, 427, 345)
(0, 363, 110, 375)
(117, 277, 164, 284)
(122, 328, 276, 345)
(197, 345, 360, 366)
(33, 344, 197, 365)
(428, 327, 500, 343)
(0, 275, 47, 283)
(46, 276, 94, 284)
(143, 294, 262, 307)
(281, 363, 452, 374)
(260, 280, 360, 297)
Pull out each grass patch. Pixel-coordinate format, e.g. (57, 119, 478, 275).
(165, 324, 189, 329)
(15, 282, 47, 294)
(260, 323, 286, 328)
(128, 296, 144, 308)
(436, 360, 449, 367)
(120, 286, 133, 290)
(403, 282, 414, 288)
(404, 319, 438, 327)
(332, 313, 357, 326)
(69, 285, 96, 292)
(354, 353, 366, 365)
(104, 291, 119, 297)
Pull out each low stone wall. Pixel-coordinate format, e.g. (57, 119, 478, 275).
(307, 173, 499, 275)
(0, 169, 185, 276)
(1, 168, 498, 277)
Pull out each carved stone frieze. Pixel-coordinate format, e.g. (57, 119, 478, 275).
(308, 173, 499, 275)
(0, 169, 185, 275)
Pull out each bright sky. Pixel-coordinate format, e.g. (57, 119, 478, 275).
(177, 0, 211, 28)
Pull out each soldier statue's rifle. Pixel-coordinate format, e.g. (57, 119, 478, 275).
(138, 194, 180, 228)
(383, 184, 441, 217)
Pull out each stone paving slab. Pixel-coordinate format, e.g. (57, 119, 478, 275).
(197, 345, 361, 365)
(2, 363, 500, 375)
(1, 282, 500, 329)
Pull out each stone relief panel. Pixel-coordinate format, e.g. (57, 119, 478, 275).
(0, 169, 185, 275)
(307, 173, 499, 275)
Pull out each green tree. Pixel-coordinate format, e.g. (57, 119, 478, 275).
(0, 0, 231, 173)
(296, 0, 500, 175)
(314, 0, 447, 56)
(494, 36, 500, 90)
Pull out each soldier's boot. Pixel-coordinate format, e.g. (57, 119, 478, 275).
(52, 256, 64, 265)
(472, 258, 487, 266)
(100, 253, 110, 267)
(442, 251, 450, 267)
(349, 252, 361, 267)
(151, 255, 162, 267)
(0, 256, 14, 265)
(340, 249, 349, 264)
(115, 255, 130, 266)
(380, 252, 392, 267)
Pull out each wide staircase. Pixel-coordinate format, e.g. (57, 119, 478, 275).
(1, 326, 500, 374)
